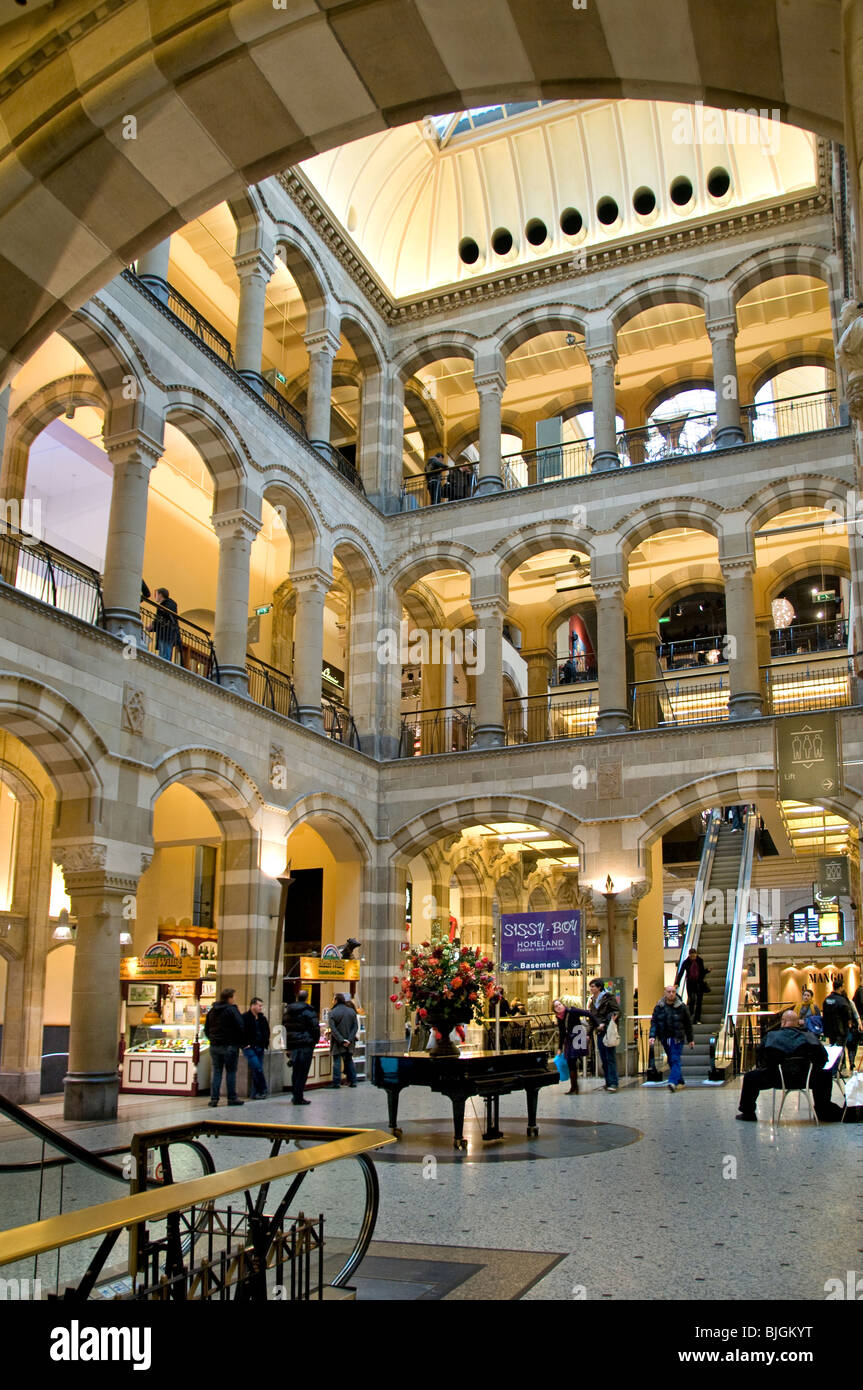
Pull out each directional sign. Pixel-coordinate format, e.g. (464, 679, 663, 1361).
(776, 712, 840, 802)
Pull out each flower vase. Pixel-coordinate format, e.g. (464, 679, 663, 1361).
(427, 1020, 460, 1056)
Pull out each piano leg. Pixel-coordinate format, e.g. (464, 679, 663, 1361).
(385, 1086, 403, 1138)
(481, 1093, 503, 1141)
(525, 1084, 540, 1138)
(450, 1095, 468, 1150)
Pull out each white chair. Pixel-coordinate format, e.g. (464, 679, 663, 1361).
(771, 1061, 817, 1124)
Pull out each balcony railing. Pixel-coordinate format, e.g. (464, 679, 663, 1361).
(659, 634, 728, 670)
(140, 598, 220, 681)
(399, 389, 843, 510)
(136, 274, 237, 367)
(246, 654, 299, 720)
(309, 440, 366, 493)
(556, 655, 598, 684)
(505, 690, 598, 742)
(398, 704, 476, 756)
(762, 653, 854, 715)
(323, 697, 362, 750)
(0, 534, 104, 626)
(630, 672, 730, 729)
(769, 618, 848, 657)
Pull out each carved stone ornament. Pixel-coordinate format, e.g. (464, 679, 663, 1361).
(122, 683, 145, 735)
(54, 843, 108, 875)
(596, 761, 623, 800)
(837, 300, 863, 420)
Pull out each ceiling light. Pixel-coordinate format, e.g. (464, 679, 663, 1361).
(52, 909, 75, 942)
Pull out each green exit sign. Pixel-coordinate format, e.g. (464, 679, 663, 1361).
(816, 591, 835, 602)
(255, 604, 272, 616)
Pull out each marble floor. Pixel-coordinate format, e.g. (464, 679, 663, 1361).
(1, 1075, 861, 1301)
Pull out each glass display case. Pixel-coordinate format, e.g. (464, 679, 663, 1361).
(121, 1023, 210, 1095)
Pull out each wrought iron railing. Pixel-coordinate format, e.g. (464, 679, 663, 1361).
(0, 534, 104, 625)
(140, 598, 220, 682)
(501, 440, 592, 485)
(323, 697, 362, 750)
(399, 463, 478, 509)
(308, 441, 365, 493)
(555, 655, 598, 684)
(504, 691, 598, 742)
(630, 673, 730, 729)
(398, 704, 476, 756)
(246, 655, 300, 720)
(769, 618, 848, 657)
(659, 634, 728, 669)
(761, 653, 854, 714)
(136, 274, 237, 367)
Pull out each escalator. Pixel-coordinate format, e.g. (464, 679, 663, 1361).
(672, 807, 757, 1081)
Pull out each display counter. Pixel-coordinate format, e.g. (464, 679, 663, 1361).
(121, 1024, 210, 1096)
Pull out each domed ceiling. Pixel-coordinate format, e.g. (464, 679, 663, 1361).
(300, 99, 819, 299)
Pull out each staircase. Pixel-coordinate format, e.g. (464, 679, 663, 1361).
(684, 824, 742, 1080)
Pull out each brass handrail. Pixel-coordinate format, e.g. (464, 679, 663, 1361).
(0, 1126, 393, 1267)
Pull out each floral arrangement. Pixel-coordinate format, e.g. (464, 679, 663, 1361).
(390, 940, 496, 1033)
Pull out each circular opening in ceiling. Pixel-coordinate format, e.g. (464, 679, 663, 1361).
(458, 236, 481, 265)
(670, 176, 694, 207)
(707, 167, 732, 199)
(560, 208, 583, 237)
(525, 218, 548, 246)
(632, 187, 656, 217)
(597, 197, 619, 226)
(491, 227, 514, 256)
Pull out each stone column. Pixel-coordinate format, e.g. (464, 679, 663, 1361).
(292, 568, 332, 733)
(0, 798, 53, 1103)
(721, 557, 762, 719)
(636, 840, 667, 1016)
(360, 853, 407, 1057)
(475, 371, 506, 495)
(102, 431, 162, 642)
(522, 647, 553, 744)
(234, 248, 275, 384)
(56, 845, 137, 1121)
(305, 329, 341, 442)
(755, 613, 774, 671)
(707, 317, 744, 447)
(212, 509, 260, 694)
(585, 343, 620, 470)
(137, 238, 171, 302)
(471, 597, 506, 748)
(628, 631, 660, 730)
(594, 578, 630, 732)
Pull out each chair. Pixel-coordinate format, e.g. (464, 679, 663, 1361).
(771, 1060, 817, 1125)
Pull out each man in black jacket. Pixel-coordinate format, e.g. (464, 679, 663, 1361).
(203, 988, 245, 1107)
(242, 996, 271, 1100)
(328, 993, 359, 1088)
(649, 986, 694, 1091)
(675, 948, 710, 1023)
(736, 1011, 841, 1121)
(822, 982, 855, 1049)
(284, 990, 319, 1105)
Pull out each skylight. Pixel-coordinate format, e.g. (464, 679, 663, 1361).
(430, 103, 546, 147)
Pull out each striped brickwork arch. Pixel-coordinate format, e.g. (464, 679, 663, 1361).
(745, 475, 851, 534)
(164, 395, 249, 497)
(389, 543, 478, 596)
(394, 335, 478, 384)
(641, 376, 715, 420)
(2, 374, 107, 498)
(729, 244, 836, 308)
(759, 543, 850, 605)
(641, 564, 724, 627)
(391, 796, 584, 869)
(495, 521, 596, 581)
(497, 305, 587, 359)
(273, 230, 331, 319)
(616, 498, 724, 562)
(0, 674, 105, 811)
(608, 277, 709, 335)
(403, 381, 445, 454)
(746, 346, 837, 400)
(283, 791, 375, 862)
(59, 309, 152, 438)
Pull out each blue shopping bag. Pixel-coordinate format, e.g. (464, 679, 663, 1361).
(553, 1052, 570, 1083)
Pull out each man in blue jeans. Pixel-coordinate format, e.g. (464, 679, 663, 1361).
(242, 996, 270, 1099)
(588, 978, 622, 1091)
(649, 985, 694, 1092)
(204, 987, 245, 1107)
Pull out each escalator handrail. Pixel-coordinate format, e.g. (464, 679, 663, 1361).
(676, 807, 722, 975)
(721, 809, 758, 1030)
(0, 1088, 127, 1182)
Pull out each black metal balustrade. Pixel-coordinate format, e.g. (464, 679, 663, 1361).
(762, 653, 854, 715)
(630, 673, 730, 730)
(556, 655, 598, 684)
(399, 704, 476, 756)
(322, 697, 362, 749)
(400, 389, 842, 510)
(769, 618, 848, 657)
(136, 274, 237, 367)
(246, 654, 300, 720)
(0, 533, 104, 625)
(140, 598, 220, 681)
(659, 634, 728, 669)
(505, 691, 598, 743)
(309, 440, 366, 493)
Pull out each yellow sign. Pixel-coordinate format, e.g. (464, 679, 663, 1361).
(299, 956, 360, 982)
(120, 956, 202, 981)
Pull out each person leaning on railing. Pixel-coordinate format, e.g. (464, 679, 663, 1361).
(426, 452, 446, 506)
(147, 586, 181, 661)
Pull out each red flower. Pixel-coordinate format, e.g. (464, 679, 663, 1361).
(418, 1008, 427, 1018)
(469, 992, 478, 1001)
(389, 994, 399, 1003)
(451, 976, 463, 989)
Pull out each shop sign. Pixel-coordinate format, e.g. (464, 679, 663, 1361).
(120, 956, 202, 981)
(817, 855, 850, 898)
(299, 956, 360, 981)
(498, 910, 581, 972)
(776, 713, 840, 801)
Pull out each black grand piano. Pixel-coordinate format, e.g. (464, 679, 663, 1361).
(372, 1050, 558, 1149)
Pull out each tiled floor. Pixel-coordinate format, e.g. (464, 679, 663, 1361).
(2, 1076, 861, 1300)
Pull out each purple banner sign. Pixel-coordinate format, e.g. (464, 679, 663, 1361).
(499, 909, 581, 972)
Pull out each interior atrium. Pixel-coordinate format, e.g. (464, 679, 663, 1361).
(0, 0, 862, 1333)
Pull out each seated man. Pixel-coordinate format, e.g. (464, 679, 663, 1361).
(737, 1010, 842, 1122)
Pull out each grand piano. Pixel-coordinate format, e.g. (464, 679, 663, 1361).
(371, 1050, 558, 1149)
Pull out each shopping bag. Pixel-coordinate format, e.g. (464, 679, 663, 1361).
(553, 1052, 570, 1083)
(844, 1071, 863, 1108)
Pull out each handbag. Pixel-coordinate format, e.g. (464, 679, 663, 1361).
(804, 1014, 824, 1036)
(604, 1016, 620, 1048)
(844, 1071, 863, 1108)
(553, 1052, 570, 1082)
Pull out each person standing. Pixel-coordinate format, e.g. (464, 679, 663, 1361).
(328, 992, 359, 1088)
(797, 988, 822, 1031)
(649, 985, 695, 1091)
(553, 999, 590, 1094)
(675, 946, 710, 1023)
(204, 987, 245, 1107)
(821, 980, 855, 1068)
(284, 989, 320, 1105)
(150, 586, 181, 662)
(426, 453, 446, 506)
(588, 978, 621, 1092)
(242, 996, 270, 1099)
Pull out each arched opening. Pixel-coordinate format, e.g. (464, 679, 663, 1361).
(502, 327, 590, 483)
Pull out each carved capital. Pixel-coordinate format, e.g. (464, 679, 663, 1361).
(290, 567, 333, 598)
(210, 509, 261, 542)
(234, 248, 275, 282)
(474, 371, 506, 397)
(304, 328, 341, 358)
(706, 316, 737, 343)
(122, 683, 145, 736)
